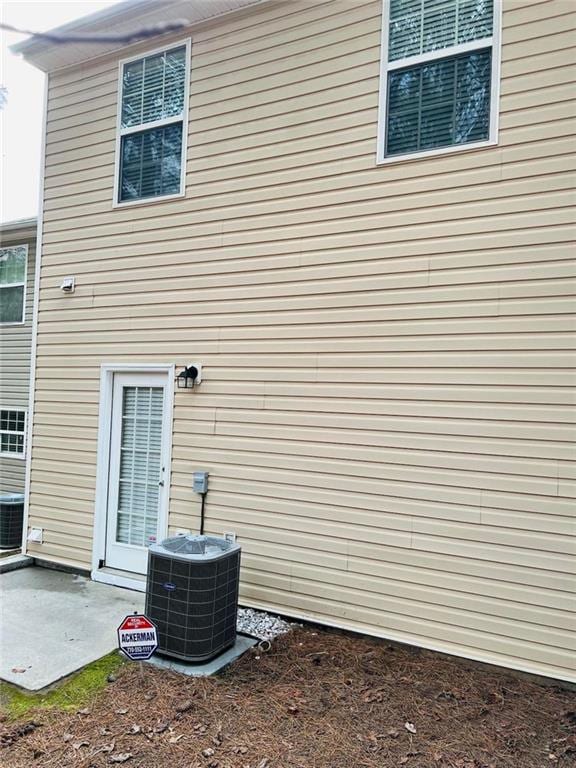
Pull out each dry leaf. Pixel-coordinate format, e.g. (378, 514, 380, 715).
(169, 734, 183, 743)
(405, 722, 417, 734)
(563, 734, 576, 754)
(110, 754, 133, 764)
(72, 741, 89, 750)
(128, 725, 141, 734)
(362, 689, 383, 703)
(77, 708, 91, 715)
(62, 733, 74, 742)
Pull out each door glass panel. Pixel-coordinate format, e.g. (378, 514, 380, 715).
(116, 386, 163, 547)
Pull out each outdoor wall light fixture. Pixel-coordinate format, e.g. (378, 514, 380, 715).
(177, 364, 202, 389)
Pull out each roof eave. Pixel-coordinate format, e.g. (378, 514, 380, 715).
(0, 217, 38, 241)
(11, 0, 271, 73)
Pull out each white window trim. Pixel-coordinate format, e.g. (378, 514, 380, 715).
(0, 243, 28, 326)
(0, 409, 27, 459)
(112, 38, 191, 209)
(377, 0, 502, 165)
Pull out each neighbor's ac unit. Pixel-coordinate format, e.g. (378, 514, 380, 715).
(145, 534, 241, 662)
(0, 493, 24, 550)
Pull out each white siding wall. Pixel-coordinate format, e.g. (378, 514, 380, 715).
(28, 0, 575, 681)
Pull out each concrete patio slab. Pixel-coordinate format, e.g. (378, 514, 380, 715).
(145, 635, 257, 677)
(0, 567, 144, 691)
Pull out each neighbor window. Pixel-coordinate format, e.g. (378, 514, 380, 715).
(115, 40, 190, 204)
(378, 0, 501, 162)
(0, 410, 26, 456)
(0, 245, 27, 324)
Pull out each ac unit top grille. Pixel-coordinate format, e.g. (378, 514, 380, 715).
(150, 534, 240, 562)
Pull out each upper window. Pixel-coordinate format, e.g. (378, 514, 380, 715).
(0, 245, 27, 324)
(0, 410, 26, 456)
(115, 40, 191, 205)
(378, 0, 501, 163)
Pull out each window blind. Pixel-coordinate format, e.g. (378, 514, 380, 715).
(116, 387, 164, 548)
(121, 47, 186, 129)
(120, 124, 183, 201)
(389, 0, 493, 61)
(387, 49, 491, 155)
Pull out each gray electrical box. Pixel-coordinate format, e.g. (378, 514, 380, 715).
(193, 471, 209, 494)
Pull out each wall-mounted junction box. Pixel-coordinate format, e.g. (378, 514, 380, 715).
(193, 471, 209, 494)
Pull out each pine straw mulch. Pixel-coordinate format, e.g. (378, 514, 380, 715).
(1, 625, 575, 768)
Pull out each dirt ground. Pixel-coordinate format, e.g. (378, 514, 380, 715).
(2, 625, 575, 768)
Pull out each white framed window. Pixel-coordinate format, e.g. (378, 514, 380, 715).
(377, 0, 502, 164)
(113, 39, 191, 207)
(0, 244, 27, 325)
(0, 409, 26, 457)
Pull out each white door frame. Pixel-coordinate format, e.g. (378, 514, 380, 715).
(92, 363, 175, 591)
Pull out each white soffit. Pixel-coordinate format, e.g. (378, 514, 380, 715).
(12, 0, 271, 72)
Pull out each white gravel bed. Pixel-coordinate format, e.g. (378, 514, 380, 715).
(237, 607, 296, 641)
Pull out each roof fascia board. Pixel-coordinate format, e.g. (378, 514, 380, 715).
(12, 0, 167, 56)
(0, 217, 38, 236)
(12, 0, 272, 73)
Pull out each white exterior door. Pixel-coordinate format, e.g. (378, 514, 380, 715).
(104, 372, 169, 574)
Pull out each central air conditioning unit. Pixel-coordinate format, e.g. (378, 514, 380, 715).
(0, 493, 25, 550)
(145, 534, 241, 663)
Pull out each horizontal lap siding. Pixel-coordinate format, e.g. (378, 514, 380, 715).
(0, 233, 35, 494)
(29, 0, 576, 679)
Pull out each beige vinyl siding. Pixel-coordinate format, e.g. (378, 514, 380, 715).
(28, 0, 576, 679)
(0, 230, 35, 494)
